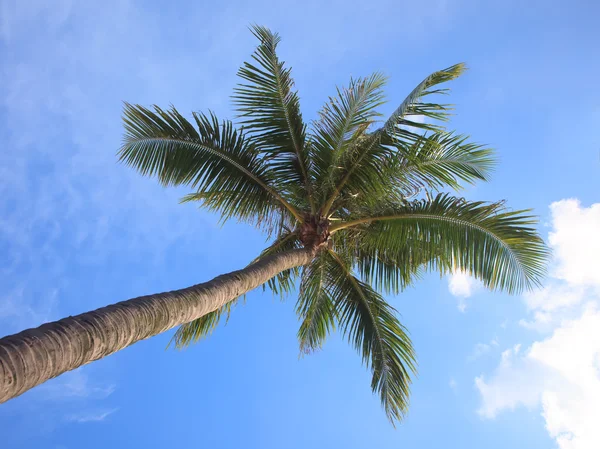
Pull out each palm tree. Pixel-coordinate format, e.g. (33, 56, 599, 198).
(0, 26, 547, 423)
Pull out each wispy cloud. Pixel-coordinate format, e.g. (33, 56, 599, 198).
(0, 2, 230, 438)
(38, 368, 116, 401)
(449, 378, 458, 393)
(66, 408, 118, 423)
(468, 337, 499, 361)
(0, 0, 214, 336)
(0, 287, 58, 331)
(0, 0, 72, 43)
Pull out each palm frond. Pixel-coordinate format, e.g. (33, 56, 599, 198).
(233, 25, 313, 211)
(383, 63, 466, 137)
(119, 103, 303, 224)
(322, 131, 493, 220)
(317, 65, 467, 215)
(330, 193, 549, 294)
(296, 251, 337, 354)
(309, 73, 387, 208)
(388, 131, 495, 194)
(332, 228, 427, 295)
(321, 130, 494, 219)
(328, 251, 416, 425)
(325, 134, 395, 215)
(357, 248, 426, 295)
(180, 191, 295, 239)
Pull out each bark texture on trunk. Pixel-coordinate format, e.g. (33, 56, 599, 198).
(0, 247, 315, 403)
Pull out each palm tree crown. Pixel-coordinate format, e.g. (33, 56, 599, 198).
(118, 25, 548, 424)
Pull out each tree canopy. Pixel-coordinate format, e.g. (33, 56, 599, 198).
(119, 25, 548, 425)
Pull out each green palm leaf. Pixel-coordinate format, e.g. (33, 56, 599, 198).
(119, 103, 303, 224)
(323, 130, 493, 217)
(296, 251, 337, 353)
(333, 228, 428, 295)
(320, 65, 467, 216)
(388, 131, 495, 194)
(179, 191, 296, 239)
(328, 251, 416, 425)
(310, 73, 387, 208)
(383, 63, 465, 138)
(233, 25, 314, 211)
(331, 193, 549, 294)
(321, 133, 396, 216)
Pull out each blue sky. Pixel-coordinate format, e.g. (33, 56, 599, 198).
(1, 0, 599, 448)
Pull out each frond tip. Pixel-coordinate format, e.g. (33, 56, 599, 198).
(384, 63, 466, 136)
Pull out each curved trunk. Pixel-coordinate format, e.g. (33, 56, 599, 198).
(0, 247, 315, 403)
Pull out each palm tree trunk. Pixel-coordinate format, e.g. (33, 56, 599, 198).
(0, 247, 315, 403)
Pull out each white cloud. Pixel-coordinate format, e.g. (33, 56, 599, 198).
(476, 199, 600, 449)
(548, 200, 600, 288)
(477, 306, 600, 449)
(519, 283, 588, 332)
(448, 271, 480, 311)
(66, 408, 118, 423)
(476, 344, 545, 417)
